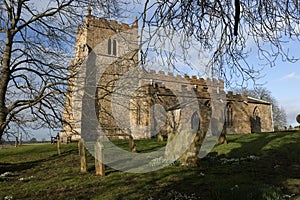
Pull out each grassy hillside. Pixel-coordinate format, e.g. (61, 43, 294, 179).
(0, 131, 300, 200)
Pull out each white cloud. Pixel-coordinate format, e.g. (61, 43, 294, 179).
(280, 72, 300, 80)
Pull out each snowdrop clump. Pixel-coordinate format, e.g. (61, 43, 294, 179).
(149, 157, 173, 168)
(220, 155, 259, 165)
(167, 190, 201, 200)
(0, 172, 13, 177)
(4, 195, 13, 200)
(18, 175, 34, 182)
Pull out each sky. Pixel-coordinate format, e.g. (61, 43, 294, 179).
(260, 58, 300, 127)
(240, 35, 300, 127)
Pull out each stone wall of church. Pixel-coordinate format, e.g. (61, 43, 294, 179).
(61, 16, 274, 142)
(61, 15, 138, 140)
(248, 102, 274, 133)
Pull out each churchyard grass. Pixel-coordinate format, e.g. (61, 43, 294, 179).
(0, 131, 299, 199)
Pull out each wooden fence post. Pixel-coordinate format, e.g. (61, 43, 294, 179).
(57, 135, 61, 155)
(15, 137, 19, 147)
(79, 138, 87, 173)
(95, 139, 105, 176)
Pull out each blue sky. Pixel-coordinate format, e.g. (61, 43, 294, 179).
(243, 36, 300, 127)
(260, 59, 300, 127)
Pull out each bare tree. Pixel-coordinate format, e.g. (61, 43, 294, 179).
(140, 0, 300, 85)
(234, 87, 287, 129)
(272, 105, 287, 130)
(1, 0, 297, 151)
(0, 0, 126, 139)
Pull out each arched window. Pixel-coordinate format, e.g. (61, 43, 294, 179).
(108, 38, 117, 56)
(108, 38, 112, 55)
(253, 107, 260, 119)
(136, 104, 141, 125)
(226, 103, 233, 127)
(251, 106, 261, 133)
(113, 39, 117, 56)
(191, 112, 200, 132)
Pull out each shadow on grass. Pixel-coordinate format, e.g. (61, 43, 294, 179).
(206, 131, 300, 199)
(0, 145, 76, 174)
(0, 133, 299, 200)
(93, 131, 300, 200)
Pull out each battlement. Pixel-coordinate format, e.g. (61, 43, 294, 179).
(148, 70, 224, 89)
(82, 16, 137, 32)
(134, 69, 225, 95)
(226, 91, 247, 102)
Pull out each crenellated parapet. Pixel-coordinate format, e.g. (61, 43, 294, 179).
(135, 69, 225, 98)
(226, 91, 248, 102)
(83, 16, 136, 32)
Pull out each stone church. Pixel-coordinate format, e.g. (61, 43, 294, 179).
(61, 13, 274, 142)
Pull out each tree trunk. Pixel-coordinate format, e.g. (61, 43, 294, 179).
(178, 133, 201, 167)
(218, 124, 228, 145)
(129, 135, 137, 152)
(0, 31, 13, 139)
(166, 130, 202, 167)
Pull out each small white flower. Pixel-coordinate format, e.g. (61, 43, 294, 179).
(0, 172, 13, 177)
(4, 195, 13, 200)
(230, 184, 239, 191)
(248, 155, 259, 160)
(199, 172, 205, 176)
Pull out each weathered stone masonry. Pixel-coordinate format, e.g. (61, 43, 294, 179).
(61, 15, 274, 142)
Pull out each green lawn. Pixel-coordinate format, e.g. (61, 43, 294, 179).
(0, 131, 300, 200)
